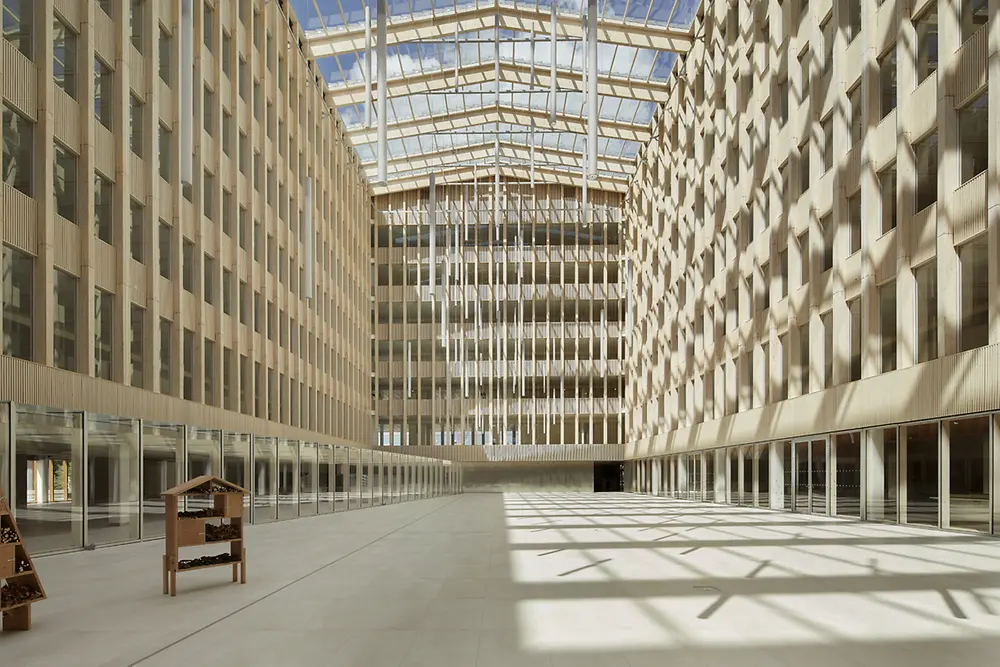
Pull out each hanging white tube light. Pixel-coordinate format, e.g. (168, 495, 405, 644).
(587, 0, 598, 177)
(429, 173, 436, 299)
(304, 177, 313, 299)
(549, 2, 557, 123)
(377, 0, 388, 183)
(530, 119, 536, 188)
(365, 5, 372, 128)
(454, 25, 460, 89)
(180, 0, 194, 187)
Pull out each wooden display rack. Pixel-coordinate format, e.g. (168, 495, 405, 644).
(162, 476, 248, 597)
(0, 484, 46, 631)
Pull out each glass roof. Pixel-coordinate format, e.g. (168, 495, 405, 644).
(292, 0, 700, 185)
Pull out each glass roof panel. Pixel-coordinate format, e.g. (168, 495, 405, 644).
(294, 0, 698, 181)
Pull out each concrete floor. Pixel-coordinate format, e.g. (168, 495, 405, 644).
(4, 493, 1000, 666)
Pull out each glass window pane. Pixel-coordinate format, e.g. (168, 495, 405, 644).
(141, 422, 181, 537)
(221, 431, 250, 508)
(2, 104, 33, 196)
(86, 415, 139, 545)
(14, 406, 83, 553)
(53, 269, 78, 372)
(335, 445, 349, 511)
(959, 239, 989, 352)
(277, 439, 297, 519)
(867, 427, 898, 523)
(835, 432, 862, 517)
(186, 427, 220, 512)
(905, 422, 939, 526)
(299, 442, 317, 516)
(318, 444, 334, 513)
(253, 436, 277, 523)
(948, 416, 990, 532)
(2, 245, 33, 360)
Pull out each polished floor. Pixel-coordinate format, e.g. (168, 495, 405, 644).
(4, 493, 1000, 666)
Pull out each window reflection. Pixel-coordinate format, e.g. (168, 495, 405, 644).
(253, 436, 277, 523)
(867, 428, 898, 523)
(14, 406, 83, 553)
(277, 439, 298, 520)
(834, 432, 861, 517)
(905, 422, 939, 526)
(948, 417, 989, 532)
(86, 415, 139, 545)
(141, 422, 182, 538)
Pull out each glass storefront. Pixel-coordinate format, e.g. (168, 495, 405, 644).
(13, 406, 84, 553)
(0, 403, 458, 555)
(87, 415, 140, 546)
(639, 412, 997, 536)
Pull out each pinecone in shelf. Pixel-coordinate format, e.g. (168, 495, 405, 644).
(0, 525, 17, 544)
(0, 582, 42, 608)
(204, 523, 241, 542)
(177, 553, 240, 570)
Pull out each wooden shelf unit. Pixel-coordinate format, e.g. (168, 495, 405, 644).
(162, 476, 249, 597)
(0, 485, 46, 631)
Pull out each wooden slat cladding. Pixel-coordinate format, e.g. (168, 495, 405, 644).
(953, 25, 989, 107)
(0, 356, 368, 448)
(53, 216, 81, 275)
(53, 88, 81, 150)
(1, 41, 36, 119)
(1, 185, 37, 254)
(53, 0, 81, 30)
(951, 172, 988, 245)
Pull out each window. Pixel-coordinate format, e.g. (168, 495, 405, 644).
(158, 28, 171, 84)
(777, 76, 789, 127)
(879, 281, 896, 373)
(878, 47, 896, 120)
(239, 280, 248, 324)
(203, 0, 214, 52)
(203, 86, 214, 135)
(182, 239, 195, 292)
(53, 142, 78, 222)
(158, 221, 171, 278)
(130, 94, 144, 156)
(821, 115, 834, 172)
(238, 130, 249, 174)
(778, 248, 788, 299)
(204, 338, 214, 404)
(843, 0, 861, 43)
(221, 30, 231, 77)
(159, 318, 171, 393)
(130, 199, 144, 263)
(52, 269, 77, 371)
(820, 212, 834, 272)
(915, 261, 937, 363)
(878, 164, 896, 234)
(240, 354, 249, 413)
(130, 0, 144, 52)
(798, 50, 810, 103)
(130, 304, 144, 387)
(2, 0, 32, 57)
(182, 328, 194, 400)
(821, 14, 835, 75)
(822, 310, 833, 388)
(959, 238, 988, 352)
(796, 231, 812, 285)
(222, 268, 232, 315)
(158, 123, 172, 181)
(203, 170, 214, 220)
(914, 132, 938, 212)
(799, 322, 810, 395)
(2, 245, 32, 359)
(267, 301, 274, 340)
(848, 297, 861, 381)
(253, 80, 261, 120)
(267, 234, 275, 273)
(53, 17, 77, 98)
(915, 6, 938, 83)
(959, 93, 988, 184)
(222, 109, 232, 156)
(848, 84, 862, 147)
(222, 189, 233, 236)
(847, 191, 861, 255)
(963, 0, 989, 42)
(223, 347, 233, 409)
(238, 207, 248, 249)
(92, 172, 114, 244)
(2, 104, 33, 195)
(238, 57, 247, 100)
(253, 220, 262, 261)
(94, 289, 113, 380)
(798, 140, 810, 195)
(94, 57, 113, 128)
(253, 291, 262, 333)
(203, 255, 215, 304)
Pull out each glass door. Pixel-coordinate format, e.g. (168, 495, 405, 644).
(794, 440, 809, 512)
(810, 438, 829, 515)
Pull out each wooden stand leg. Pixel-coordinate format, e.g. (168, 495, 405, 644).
(163, 556, 169, 595)
(170, 569, 177, 597)
(241, 549, 246, 584)
(232, 563, 238, 583)
(3, 605, 32, 631)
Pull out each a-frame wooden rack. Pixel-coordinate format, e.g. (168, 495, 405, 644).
(0, 484, 46, 631)
(162, 476, 248, 597)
